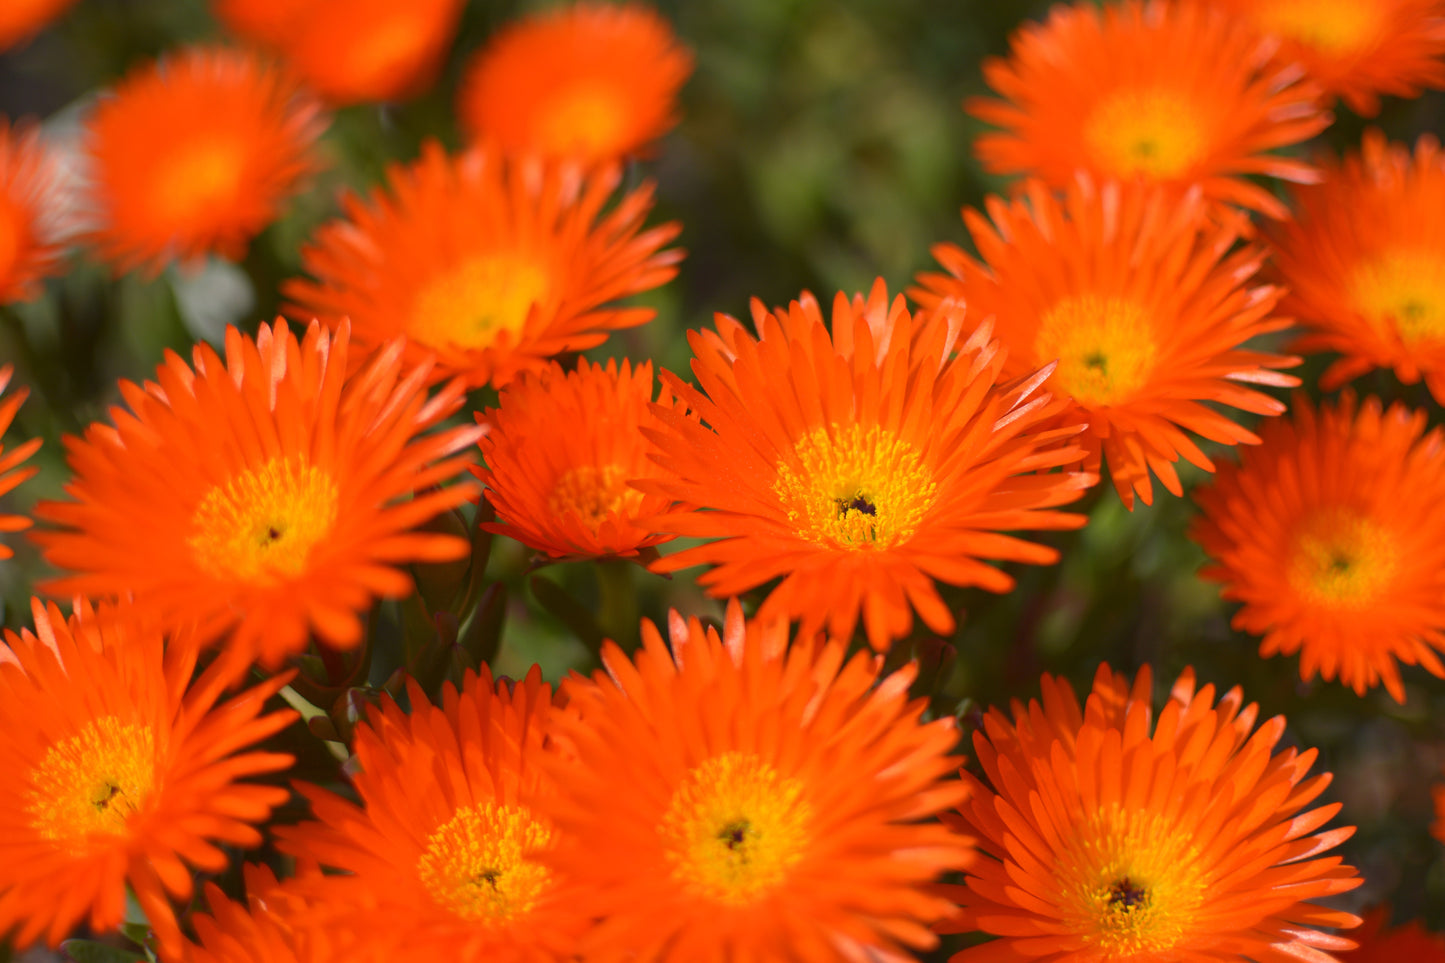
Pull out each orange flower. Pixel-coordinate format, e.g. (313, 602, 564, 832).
(0, 0, 77, 51)
(0, 119, 65, 303)
(970, 0, 1330, 218)
(543, 601, 972, 962)
(458, 2, 692, 165)
(475, 358, 682, 560)
(1209, 0, 1445, 116)
(1189, 392, 1445, 703)
(913, 178, 1300, 508)
(84, 46, 325, 275)
(285, 143, 681, 389)
(275, 666, 588, 962)
(0, 365, 39, 560)
(1337, 907, 1445, 962)
(282, 0, 465, 105)
(32, 320, 482, 673)
(942, 664, 1362, 961)
(646, 280, 1091, 651)
(182, 864, 370, 963)
(0, 599, 296, 957)
(1271, 131, 1445, 404)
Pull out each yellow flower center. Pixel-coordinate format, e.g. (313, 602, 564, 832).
(1084, 88, 1205, 178)
(1255, 0, 1382, 54)
(659, 752, 813, 906)
(27, 717, 157, 850)
(156, 137, 245, 228)
(773, 424, 937, 550)
(1034, 294, 1158, 407)
(1349, 248, 1445, 345)
(537, 83, 629, 158)
(1287, 508, 1400, 608)
(409, 254, 552, 352)
(1055, 805, 1207, 957)
(189, 456, 340, 584)
(416, 803, 555, 924)
(547, 463, 641, 531)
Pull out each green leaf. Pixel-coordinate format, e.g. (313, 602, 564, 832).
(61, 939, 146, 963)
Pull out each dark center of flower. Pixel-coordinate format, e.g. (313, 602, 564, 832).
(837, 494, 877, 517)
(1131, 139, 1158, 158)
(718, 818, 751, 855)
(264, 525, 283, 543)
(1084, 350, 1109, 373)
(471, 868, 502, 891)
(91, 781, 124, 813)
(1402, 299, 1428, 321)
(1108, 877, 1147, 910)
(1328, 553, 1354, 577)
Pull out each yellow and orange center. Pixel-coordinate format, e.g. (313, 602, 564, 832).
(1084, 88, 1206, 179)
(1054, 805, 1207, 957)
(547, 463, 643, 531)
(27, 716, 158, 850)
(409, 254, 553, 352)
(1349, 248, 1445, 346)
(1254, 0, 1382, 55)
(537, 82, 631, 159)
(1287, 507, 1400, 608)
(773, 424, 937, 550)
(154, 136, 247, 229)
(189, 455, 340, 585)
(658, 752, 813, 906)
(416, 802, 555, 924)
(1035, 293, 1158, 408)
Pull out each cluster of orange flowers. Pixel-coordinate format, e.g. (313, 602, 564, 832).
(3, 0, 1445, 961)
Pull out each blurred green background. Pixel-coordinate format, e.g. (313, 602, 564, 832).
(3, 0, 1445, 955)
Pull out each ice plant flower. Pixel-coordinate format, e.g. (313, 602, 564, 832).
(1190, 392, 1445, 703)
(1272, 131, 1445, 404)
(184, 865, 355, 963)
(275, 666, 587, 962)
(458, 2, 693, 165)
(1337, 907, 1445, 962)
(32, 320, 482, 672)
(0, 599, 296, 957)
(914, 178, 1299, 508)
(282, 0, 464, 105)
(970, 0, 1330, 218)
(475, 358, 683, 560)
(0, 0, 77, 51)
(0, 365, 39, 559)
(84, 46, 325, 275)
(544, 602, 973, 962)
(1209, 0, 1445, 115)
(645, 281, 1092, 650)
(285, 142, 682, 389)
(0, 119, 65, 303)
(942, 664, 1363, 961)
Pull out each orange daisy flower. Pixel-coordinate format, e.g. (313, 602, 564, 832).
(475, 357, 683, 560)
(942, 664, 1362, 962)
(285, 142, 682, 389)
(1209, 0, 1445, 116)
(185, 864, 376, 963)
(646, 280, 1092, 650)
(0, 599, 296, 957)
(1189, 392, 1445, 703)
(32, 320, 482, 673)
(0, 118, 65, 303)
(1271, 131, 1445, 404)
(458, 2, 692, 166)
(1337, 907, 1445, 962)
(913, 178, 1300, 509)
(84, 46, 325, 275)
(543, 601, 972, 962)
(0, 0, 77, 51)
(970, 0, 1330, 218)
(0, 365, 39, 560)
(275, 666, 589, 962)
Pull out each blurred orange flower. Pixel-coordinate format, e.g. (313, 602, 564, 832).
(1272, 131, 1445, 404)
(0, 0, 77, 51)
(84, 46, 325, 275)
(913, 178, 1299, 508)
(285, 143, 682, 389)
(1338, 907, 1445, 962)
(0, 365, 39, 560)
(646, 280, 1092, 650)
(1191, 392, 1445, 703)
(942, 664, 1362, 961)
(459, 2, 692, 165)
(185, 864, 360, 963)
(475, 358, 683, 560)
(0, 119, 65, 303)
(544, 601, 972, 962)
(970, 0, 1330, 218)
(32, 320, 482, 673)
(0, 600, 296, 958)
(277, 667, 588, 961)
